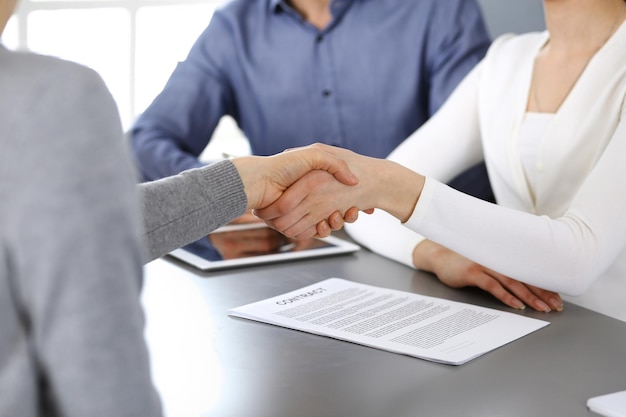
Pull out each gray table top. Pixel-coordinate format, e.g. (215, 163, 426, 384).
(142, 244, 626, 417)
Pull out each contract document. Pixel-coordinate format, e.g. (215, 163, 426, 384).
(229, 278, 549, 365)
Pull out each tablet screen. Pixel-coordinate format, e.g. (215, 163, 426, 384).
(167, 223, 360, 271)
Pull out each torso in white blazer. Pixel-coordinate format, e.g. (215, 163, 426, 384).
(346, 23, 626, 321)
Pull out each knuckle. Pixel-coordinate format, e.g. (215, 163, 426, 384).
(271, 217, 292, 233)
(481, 279, 501, 293)
(273, 198, 294, 216)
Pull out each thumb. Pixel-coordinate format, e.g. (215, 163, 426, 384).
(285, 145, 359, 186)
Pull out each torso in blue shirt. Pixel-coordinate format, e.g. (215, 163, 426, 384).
(131, 0, 490, 180)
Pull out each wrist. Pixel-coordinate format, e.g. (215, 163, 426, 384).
(412, 240, 446, 272)
(231, 156, 266, 210)
(376, 161, 424, 222)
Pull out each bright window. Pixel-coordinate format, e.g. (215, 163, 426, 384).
(9, 0, 224, 129)
(3, 16, 19, 49)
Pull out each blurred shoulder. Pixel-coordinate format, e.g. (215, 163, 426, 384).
(0, 47, 105, 93)
(212, 0, 268, 19)
(0, 48, 112, 129)
(0, 47, 121, 153)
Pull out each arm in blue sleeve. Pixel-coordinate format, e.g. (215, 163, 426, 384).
(425, 0, 491, 115)
(130, 17, 236, 181)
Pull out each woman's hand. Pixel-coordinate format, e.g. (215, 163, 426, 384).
(232, 143, 360, 211)
(255, 146, 424, 238)
(231, 143, 367, 238)
(414, 240, 563, 312)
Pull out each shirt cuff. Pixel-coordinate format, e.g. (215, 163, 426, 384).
(404, 176, 438, 232)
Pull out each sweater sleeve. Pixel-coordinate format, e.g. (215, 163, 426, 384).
(138, 160, 247, 262)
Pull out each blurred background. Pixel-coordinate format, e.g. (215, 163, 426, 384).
(3, 0, 545, 158)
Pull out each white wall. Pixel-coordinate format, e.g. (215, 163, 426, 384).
(477, 0, 545, 37)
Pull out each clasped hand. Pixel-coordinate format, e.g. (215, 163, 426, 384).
(248, 144, 420, 238)
(232, 143, 378, 239)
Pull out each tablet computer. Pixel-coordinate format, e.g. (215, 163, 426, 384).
(167, 223, 360, 271)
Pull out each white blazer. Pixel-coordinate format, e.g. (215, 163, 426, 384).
(346, 23, 626, 320)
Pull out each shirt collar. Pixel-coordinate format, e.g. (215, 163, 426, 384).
(270, 0, 354, 15)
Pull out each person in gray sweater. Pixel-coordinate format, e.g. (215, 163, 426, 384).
(0, 4, 357, 414)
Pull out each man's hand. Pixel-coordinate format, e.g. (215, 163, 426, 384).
(231, 144, 361, 238)
(255, 146, 423, 239)
(231, 143, 359, 210)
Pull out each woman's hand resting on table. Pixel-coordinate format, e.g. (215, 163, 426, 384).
(413, 240, 563, 312)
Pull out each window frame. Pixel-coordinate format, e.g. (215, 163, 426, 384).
(11, 0, 223, 127)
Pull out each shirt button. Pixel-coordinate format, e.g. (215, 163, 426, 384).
(322, 89, 332, 97)
(316, 34, 324, 42)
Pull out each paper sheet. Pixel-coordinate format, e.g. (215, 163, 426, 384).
(588, 391, 626, 417)
(229, 278, 549, 365)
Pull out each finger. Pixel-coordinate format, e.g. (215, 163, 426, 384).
(260, 170, 341, 230)
(493, 275, 553, 312)
(343, 207, 359, 224)
(270, 204, 315, 235)
(472, 274, 527, 310)
(526, 284, 563, 312)
(254, 181, 311, 221)
(281, 212, 323, 238)
(328, 211, 345, 230)
(301, 146, 359, 186)
(316, 220, 331, 238)
(291, 224, 319, 240)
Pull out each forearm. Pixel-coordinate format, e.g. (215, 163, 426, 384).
(256, 150, 424, 239)
(139, 160, 247, 262)
(368, 159, 424, 222)
(345, 209, 425, 268)
(427, 0, 489, 113)
(130, 130, 206, 181)
(130, 53, 231, 181)
(322, 154, 424, 222)
(342, 162, 427, 268)
(404, 178, 611, 295)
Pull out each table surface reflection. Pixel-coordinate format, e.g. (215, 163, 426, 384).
(142, 245, 626, 417)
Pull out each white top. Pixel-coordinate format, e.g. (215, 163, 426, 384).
(519, 112, 554, 203)
(346, 25, 626, 320)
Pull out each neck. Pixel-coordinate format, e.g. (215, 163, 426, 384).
(0, 0, 17, 35)
(542, 0, 626, 54)
(0, 15, 10, 36)
(287, 0, 332, 30)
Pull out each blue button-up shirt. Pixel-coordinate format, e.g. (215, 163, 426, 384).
(131, 0, 490, 181)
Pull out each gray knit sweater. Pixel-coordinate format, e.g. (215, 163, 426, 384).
(0, 45, 246, 416)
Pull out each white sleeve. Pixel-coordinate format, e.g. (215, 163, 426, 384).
(345, 63, 484, 268)
(405, 112, 626, 296)
(344, 209, 425, 268)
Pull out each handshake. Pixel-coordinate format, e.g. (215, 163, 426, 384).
(231, 143, 424, 238)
